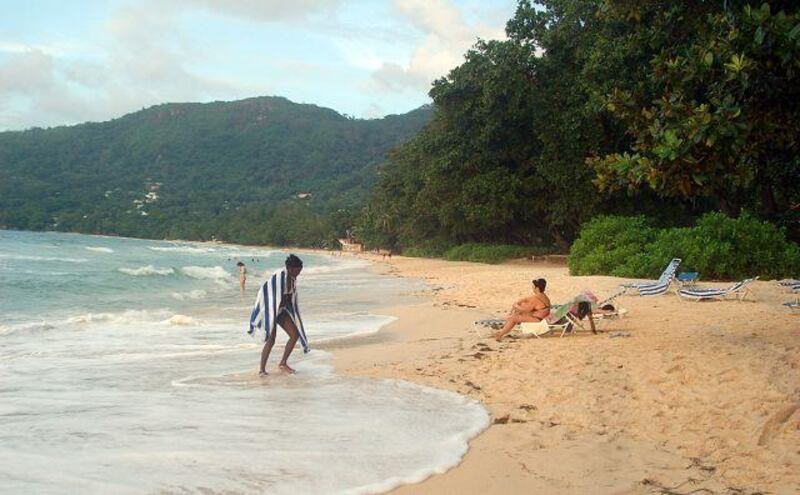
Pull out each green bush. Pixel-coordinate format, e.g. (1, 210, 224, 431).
(567, 216, 656, 277)
(569, 213, 800, 280)
(444, 243, 546, 264)
(402, 246, 446, 258)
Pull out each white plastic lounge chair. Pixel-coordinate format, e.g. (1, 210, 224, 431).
(621, 258, 681, 296)
(677, 277, 757, 302)
(518, 317, 572, 338)
(474, 295, 592, 339)
(777, 279, 800, 293)
(519, 295, 598, 338)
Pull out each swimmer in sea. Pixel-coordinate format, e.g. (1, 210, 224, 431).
(237, 261, 247, 294)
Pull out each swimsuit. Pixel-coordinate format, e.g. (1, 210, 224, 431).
(277, 278, 296, 320)
(531, 296, 551, 319)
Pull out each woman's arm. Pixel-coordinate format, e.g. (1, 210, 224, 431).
(513, 297, 536, 313)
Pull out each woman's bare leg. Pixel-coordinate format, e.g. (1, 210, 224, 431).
(277, 314, 299, 373)
(259, 334, 275, 375)
(494, 314, 541, 341)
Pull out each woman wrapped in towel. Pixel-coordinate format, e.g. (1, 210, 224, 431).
(248, 254, 309, 375)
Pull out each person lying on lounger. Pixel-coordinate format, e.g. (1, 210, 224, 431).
(494, 278, 550, 341)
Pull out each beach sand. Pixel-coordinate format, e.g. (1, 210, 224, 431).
(326, 254, 800, 494)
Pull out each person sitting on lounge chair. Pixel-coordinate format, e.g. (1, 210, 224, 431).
(494, 278, 550, 341)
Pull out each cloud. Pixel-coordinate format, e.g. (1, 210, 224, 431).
(0, 1, 261, 130)
(363, 102, 385, 119)
(0, 49, 55, 94)
(0, 0, 512, 129)
(369, 0, 507, 93)
(172, 0, 345, 22)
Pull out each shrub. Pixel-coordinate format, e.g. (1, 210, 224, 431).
(647, 212, 800, 279)
(569, 212, 800, 280)
(567, 216, 656, 276)
(444, 243, 546, 264)
(402, 246, 445, 258)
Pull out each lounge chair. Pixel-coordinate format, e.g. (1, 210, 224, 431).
(677, 277, 757, 302)
(578, 289, 627, 330)
(621, 258, 681, 296)
(784, 299, 800, 313)
(474, 294, 596, 339)
(777, 279, 800, 293)
(519, 294, 598, 338)
(676, 271, 700, 288)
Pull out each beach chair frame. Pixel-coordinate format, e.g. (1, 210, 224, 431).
(777, 280, 800, 293)
(621, 258, 682, 297)
(677, 277, 758, 302)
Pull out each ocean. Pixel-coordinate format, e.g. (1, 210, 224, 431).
(0, 230, 488, 494)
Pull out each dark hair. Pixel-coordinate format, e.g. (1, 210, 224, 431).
(285, 254, 303, 268)
(236, 261, 244, 266)
(532, 278, 547, 292)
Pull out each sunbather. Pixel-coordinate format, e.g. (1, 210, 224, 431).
(494, 278, 550, 341)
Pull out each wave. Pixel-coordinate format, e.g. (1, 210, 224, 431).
(149, 246, 216, 254)
(170, 290, 207, 301)
(0, 254, 89, 263)
(118, 265, 175, 276)
(65, 309, 173, 326)
(302, 264, 359, 275)
(0, 321, 56, 336)
(181, 266, 231, 280)
(166, 315, 195, 326)
(85, 247, 114, 253)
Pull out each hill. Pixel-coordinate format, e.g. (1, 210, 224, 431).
(0, 97, 433, 245)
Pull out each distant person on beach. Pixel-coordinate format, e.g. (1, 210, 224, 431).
(494, 278, 550, 341)
(237, 262, 247, 294)
(248, 254, 310, 375)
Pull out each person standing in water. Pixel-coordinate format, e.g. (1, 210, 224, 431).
(248, 254, 310, 375)
(237, 261, 247, 294)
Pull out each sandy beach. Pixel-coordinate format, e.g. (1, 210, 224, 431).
(326, 254, 800, 495)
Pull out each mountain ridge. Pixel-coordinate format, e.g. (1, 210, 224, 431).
(0, 96, 434, 245)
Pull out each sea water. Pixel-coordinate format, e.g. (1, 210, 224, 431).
(0, 230, 488, 494)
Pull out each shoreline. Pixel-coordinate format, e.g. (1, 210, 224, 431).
(328, 254, 799, 494)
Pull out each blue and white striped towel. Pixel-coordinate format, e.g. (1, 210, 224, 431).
(248, 268, 310, 353)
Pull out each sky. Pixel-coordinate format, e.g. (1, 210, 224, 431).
(0, 0, 518, 130)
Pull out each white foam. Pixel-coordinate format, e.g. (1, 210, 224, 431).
(166, 315, 195, 326)
(65, 309, 173, 326)
(310, 314, 397, 343)
(149, 245, 216, 254)
(170, 290, 207, 301)
(301, 264, 353, 275)
(0, 321, 55, 336)
(181, 265, 231, 280)
(118, 265, 174, 276)
(0, 254, 89, 263)
(85, 247, 114, 253)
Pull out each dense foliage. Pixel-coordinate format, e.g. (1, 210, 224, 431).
(568, 213, 800, 280)
(444, 243, 552, 264)
(359, 0, 800, 254)
(590, 1, 800, 224)
(0, 97, 432, 246)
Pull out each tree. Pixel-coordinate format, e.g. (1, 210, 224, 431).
(589, 1, 800, 230)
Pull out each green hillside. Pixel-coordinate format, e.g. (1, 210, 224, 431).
(0, 97, 433, 245)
